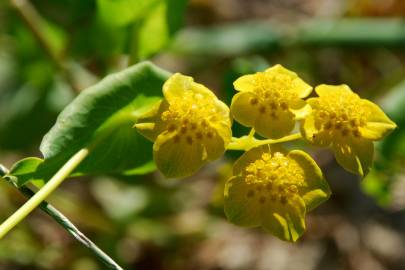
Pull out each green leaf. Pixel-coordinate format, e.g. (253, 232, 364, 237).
(9, 157, 44, 177)
(361, 169, 392, 206)
(97, 0, 158, 27)
(172, 21, 281, 56)
(13, 61, 170, 186)
(375, 78, 405, 160)
(298, 18, 405, 46)
(380, 78, 405, 126)
(359, 78, 405, 205)
(137, 0, 187, 59)
(96, 0, 187, 60)
(123, 160, 156, 175)
(8, 157, 45, 188)
(172, 19, 405, 56)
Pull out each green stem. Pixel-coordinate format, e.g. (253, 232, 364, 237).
(0, 167, 123, 270)
(10, 0, 61, 65)
(227, 133, 302, 151)
(257, 133, 303, 146)
(18, 188, 124, 270)
(0, 148, 89, 239)
(129, 21, 141, 66)
(248, 128, 255, 139)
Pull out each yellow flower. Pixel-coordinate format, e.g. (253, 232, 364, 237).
(301, 84, 397, 176)
(231, 64, 312, 139)
(135, 73, 232, 178)
(224, 145, 330, 242)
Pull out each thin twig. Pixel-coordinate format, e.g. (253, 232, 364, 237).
(10, 0, 81, 93)
(0, 165, 124, 270)
(18, 186, 124, 270)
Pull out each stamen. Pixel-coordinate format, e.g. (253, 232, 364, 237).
(186, 136, 193, 144)
(196, 132, 203, 140)
(324, 121, 333, 130)
(280, 102, 288, 110)
(341, 129, 349, 136)
(180, 126, 187, 134)
(259, 106, 266, 114)
(259, 196, 266, 204)
(313, 90, 371, 141)
(243, 150, 305, 205)
(168, 124, 176, 132)
(250, 98, 258, 105)
(353, 129, 361, 137)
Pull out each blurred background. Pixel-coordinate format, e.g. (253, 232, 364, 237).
(1, 0, 405, 269)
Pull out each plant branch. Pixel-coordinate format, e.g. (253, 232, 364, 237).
(18, 187, 124, 270)
(10, 0, 82, 92)
(0, 165, 123, 270)
(227, 133, 302, 151)
(0, 148, 89, 239)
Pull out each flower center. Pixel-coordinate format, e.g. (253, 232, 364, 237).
(244, 152, 305, 205)
(315, 92, 369, 138)
(247, 72, 297, 119)
(161, 93, 219, 144)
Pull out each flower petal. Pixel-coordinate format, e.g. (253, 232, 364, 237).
(163, 73, 216, 103)
(135, 100, 168, 141)
(162, 73, 192, 101)
(315, 84, 354, 97)
(202, 130, 227, 161)
(300, 113, 317, 142)
(153, 131, 205, 178)
(264, 64, 312, 98)
(233, 145, 265, 175)
(191, 80, 218, 100)
(306, 97, 321, 110)
(290, 102, 312, 120)
(333, 139, 374, 177)
(261, 195, 306, 242)
(261, 211, 290, 241)
(233, 74, 257, 92)
(300, 101, 331, 147)
(211, 121, 232, 144)
(232, 144, 287, 175)
(287, 150, 331, 211)
(360, 100, 397, 140)
(230, 92, 260, 128)
(224, 176, 261, 227)
(254, 110, 295, 139)
(212, 99, 232, 119)
(284, 195, 306, 242)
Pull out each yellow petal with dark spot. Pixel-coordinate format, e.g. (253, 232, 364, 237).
(224, 176, 261, 227)
(230, 91, 259, 128)
(153, 131, 205, 178)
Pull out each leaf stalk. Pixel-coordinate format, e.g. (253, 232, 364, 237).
(0, 148, 89, 239)
(227, 133, 302, 151)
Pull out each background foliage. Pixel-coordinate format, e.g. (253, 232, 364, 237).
(1, 0, 405, 269)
